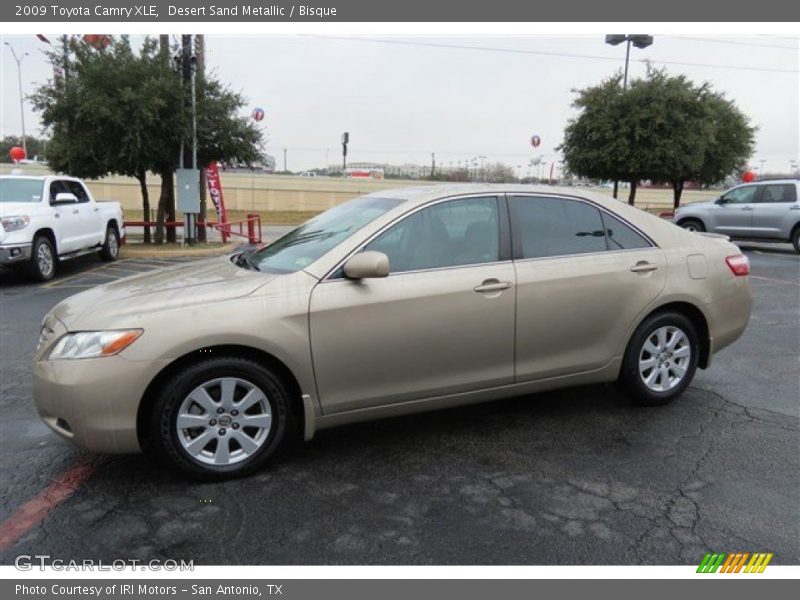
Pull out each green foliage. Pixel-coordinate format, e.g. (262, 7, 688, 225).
(560, 68, 755, 206)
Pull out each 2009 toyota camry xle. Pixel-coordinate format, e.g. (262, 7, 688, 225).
(33, 185, 752, 478)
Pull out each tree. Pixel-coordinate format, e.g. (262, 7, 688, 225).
(1, 135, 50, 162)
(560, 68, 755, 207)
(32, 35, 263, 244)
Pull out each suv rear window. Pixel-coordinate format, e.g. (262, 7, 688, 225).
(759, 184, 797, 203)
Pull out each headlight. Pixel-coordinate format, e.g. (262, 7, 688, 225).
(48, 329, 143, 360)
(1, 215, 30, 232)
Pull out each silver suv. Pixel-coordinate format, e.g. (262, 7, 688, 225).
(673, 179, 800, 253)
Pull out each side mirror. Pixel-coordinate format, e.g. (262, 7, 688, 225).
(715, 197, 729, 205)
(343, 251, 390, 279)
(52, 192, 78, 205)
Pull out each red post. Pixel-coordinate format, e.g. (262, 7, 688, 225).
(247, 214, 258, 244)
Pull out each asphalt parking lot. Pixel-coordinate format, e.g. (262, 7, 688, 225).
(0, 243, 797, 566)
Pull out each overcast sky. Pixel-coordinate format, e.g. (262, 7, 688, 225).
(1, 34, 798, 173)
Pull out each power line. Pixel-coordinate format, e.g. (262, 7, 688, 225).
(308, 35, 800, 74)
(663, 35, 799, 50)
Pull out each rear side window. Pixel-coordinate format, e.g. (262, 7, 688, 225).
(759, 184, 797, 204)
(601, 212, 651, 250)
(510, 196, 606, 259)
(66, 181, 90, 202)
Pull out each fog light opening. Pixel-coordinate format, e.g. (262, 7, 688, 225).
(55, 418, 72, 434)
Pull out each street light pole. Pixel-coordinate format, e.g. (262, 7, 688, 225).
(604, 34, 653, 199)
(4, 42, 29, 157)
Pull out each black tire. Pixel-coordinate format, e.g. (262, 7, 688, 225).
(791, 227, 800, 254)
(99, 225, 119, 261)
(679, 219, 705, 233)
(148, 356, 294, 479)
(618, 310, 699, 406)
(24, 235, 57, 282)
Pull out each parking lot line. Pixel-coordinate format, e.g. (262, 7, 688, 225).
(750, 274, 800, 287)
(0, 456, 100, 553)
(40, 260, 132, 288)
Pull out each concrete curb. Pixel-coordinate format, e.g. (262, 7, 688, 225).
(120, 242, 239, 259)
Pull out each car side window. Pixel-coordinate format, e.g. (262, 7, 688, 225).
(364, 196, 500, 273)
(758, 184, 797, 204)
(66, 181, 90, 203)
(48, 180, 70, 202)
(722, 186, 759, 204)
(601, 212, 652, 250)
(510, 196, 607, 259)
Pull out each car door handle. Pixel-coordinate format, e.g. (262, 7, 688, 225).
(741, 206, 754, 211)
(93, 207, 99, 212)
(474, 279, 512, 293)
(72, 209, 80, 214)
(791, 205, 800, 210)
(630, 262, 659, 273)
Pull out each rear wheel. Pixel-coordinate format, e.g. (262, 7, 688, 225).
(149, 357, 293, 479)
(619, 311, 699, 406)
(679, 219, 705, 233)
(24, 235, 56, 282)
(791, 227, 800, 254)
(100, 225, 119, 261)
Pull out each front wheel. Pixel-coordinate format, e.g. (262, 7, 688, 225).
(679, 219, 705, 233)
(24, 235, 57, 282)
(618, 311, 699, 406)
(148, 357, 293, 479)
(100, 225, 119, 261)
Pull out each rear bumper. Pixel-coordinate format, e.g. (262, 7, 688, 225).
(33, 354, 171, 454)
(0, 242, 32, 266)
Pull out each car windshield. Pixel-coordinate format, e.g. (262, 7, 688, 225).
(246, 196, 405, 274)
(0, 178, 45, 203)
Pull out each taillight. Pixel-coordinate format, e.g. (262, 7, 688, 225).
(725, 254, 750, 277)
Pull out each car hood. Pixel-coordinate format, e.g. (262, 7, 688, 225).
(52, 256, 274, 329)
(678, 201, 714, 211)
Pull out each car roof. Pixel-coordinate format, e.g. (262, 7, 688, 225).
(366, 183, 621, 210)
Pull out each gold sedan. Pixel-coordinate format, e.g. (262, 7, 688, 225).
(33, 185, 752, 478)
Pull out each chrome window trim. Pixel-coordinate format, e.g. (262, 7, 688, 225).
(320, 193, 506, 282)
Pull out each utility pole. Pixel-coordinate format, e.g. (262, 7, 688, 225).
(283, 147, 287, 172)
(341, 132, 349, 171)
(196, 35, 207, 242)
(431, 152, 436, 178)
(604, 34, 654, 200)
(4, 42, 28, 156)
(178, 34, 199, 246)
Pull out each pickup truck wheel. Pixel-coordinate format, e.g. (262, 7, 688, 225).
(791, 227, 800, 254)
(25, 236, 56, 282)
(679, 219, 705, 233)
(100, 226, 119, 261)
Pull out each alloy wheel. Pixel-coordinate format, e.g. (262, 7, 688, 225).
(638, 326, 692, 392)
(176, 377, 272, 466)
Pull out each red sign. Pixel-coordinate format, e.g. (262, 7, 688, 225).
(205, 162, 228, 241)
(531, 135, 541, 148)
(9, 146, 25, 162)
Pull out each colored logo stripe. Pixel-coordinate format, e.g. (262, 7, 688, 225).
(697, 552, 773, 573)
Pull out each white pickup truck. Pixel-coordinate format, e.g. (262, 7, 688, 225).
(0, 175, 124, 281)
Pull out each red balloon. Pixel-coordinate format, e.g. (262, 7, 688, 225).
(742, 171, 756, 183)
(9, 146, 26, 162)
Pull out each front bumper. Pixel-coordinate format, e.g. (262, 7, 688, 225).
(33, 353, 171, 454)
(0, 243, 32, 266)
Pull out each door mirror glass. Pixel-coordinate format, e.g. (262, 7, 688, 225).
(52, 192, 78, 205)
(715, 197, 728, 205)
(343, 251, 390, 279)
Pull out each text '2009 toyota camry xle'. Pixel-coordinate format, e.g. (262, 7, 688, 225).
(34, 185, 752, 478)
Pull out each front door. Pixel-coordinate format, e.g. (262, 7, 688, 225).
(309, 195, 516, 414)
(712, 185, 759, 236)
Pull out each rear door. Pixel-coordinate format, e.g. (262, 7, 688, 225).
(66, 180, 104, 248)
(712, 185, 759, 236)
(309, 195, 516, 414)
(751, 183, 798, 239)
(509, 194, 666, 382)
